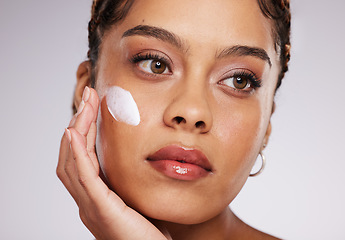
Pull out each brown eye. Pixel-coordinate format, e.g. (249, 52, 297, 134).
(220, 75, 251, 90)
(138, 59, 169, 74)
(219, 71, 260, 93)
(150, 60, 167, 74)
(233, 76, 249, 89)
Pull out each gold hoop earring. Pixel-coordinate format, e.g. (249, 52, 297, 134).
(249, 152, 266, 177)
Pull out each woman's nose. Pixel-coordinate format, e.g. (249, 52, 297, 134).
(163, 85, 213, 134)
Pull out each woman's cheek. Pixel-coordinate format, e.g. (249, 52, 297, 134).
(215, 101, 264, 160)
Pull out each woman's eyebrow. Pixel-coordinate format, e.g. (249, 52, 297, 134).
(122, 25, 187, 52)
(217, 45, 272, 67)
(123, 25, 271, 67)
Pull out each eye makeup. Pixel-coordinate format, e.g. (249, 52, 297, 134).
(130, 52, 172, 76)
(106, 86, 141, 126)
(125, 39, 264, 97)
(130, 52, 170, 66)
(218, 68, 262, 95)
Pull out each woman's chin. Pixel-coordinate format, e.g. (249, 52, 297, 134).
(141, 206, 217, 225)
(121, 191, 225, 225)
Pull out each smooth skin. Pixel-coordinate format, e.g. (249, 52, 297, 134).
(58, 0, 282, 239)
(58, 86, 167, 239)
(58, 87, 279, 240)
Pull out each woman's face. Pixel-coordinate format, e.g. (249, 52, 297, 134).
(94, 0, 280, 224)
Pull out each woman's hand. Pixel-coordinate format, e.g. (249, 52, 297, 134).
(57, 87, 168, 240)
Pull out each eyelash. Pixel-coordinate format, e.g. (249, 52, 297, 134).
(219, 70, 262, 93)
(130, 53, 261, 93)
(130, 52, 171, 72)
(234, 70, 261, 87)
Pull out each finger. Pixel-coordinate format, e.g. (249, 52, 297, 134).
(67, 129, 168, 240)
(85, 88, 98, 147)
(63, 128, 96, 207)
(86, 87, 100, 120)
(68, 127, 121, 205)
(84, 88, 100, 171)
(73, 87, 99, 137)
(74, 87, 99, 132)
(86, 122, 99, 173)
(64, 87, 101, 199)
(72, 88, 100, 173)
(73, 101, 95, 137)
(57, 86, 100, 205)
(57, 129, 80, 205)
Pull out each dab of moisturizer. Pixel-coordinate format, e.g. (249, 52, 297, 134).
(106, 86, 140, 126)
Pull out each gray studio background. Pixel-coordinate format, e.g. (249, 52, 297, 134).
(1, 1, 344, 239)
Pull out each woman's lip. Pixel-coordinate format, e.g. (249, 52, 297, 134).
(147, 145, 212, 172)
(148, 160, 211, 181)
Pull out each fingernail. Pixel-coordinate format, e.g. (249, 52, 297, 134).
(65, 128, 71, 142)
(82, 86, 90, 102)
(76, 100, 85, 116)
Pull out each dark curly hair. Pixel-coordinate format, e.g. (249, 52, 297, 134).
(87, 0, 291, 90)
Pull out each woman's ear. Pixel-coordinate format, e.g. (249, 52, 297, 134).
(73, 61, 92, 113)
(263, 102, 275, 150)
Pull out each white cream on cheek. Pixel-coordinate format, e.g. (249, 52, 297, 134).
(106, 86, 141, 126)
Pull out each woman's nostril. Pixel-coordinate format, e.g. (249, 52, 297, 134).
(173, 116, 186, 124)
(172, 117, 206, 129)
(195, 121, 206, 129)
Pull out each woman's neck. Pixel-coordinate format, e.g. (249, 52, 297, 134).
(149, 207, 236, 240)
(149, 207, 280, 240)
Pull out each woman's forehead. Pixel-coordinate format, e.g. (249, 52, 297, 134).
(117, 0, 277, 60)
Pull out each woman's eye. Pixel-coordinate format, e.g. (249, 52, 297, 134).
(222, 76, 250, 90)
(138, 59, 168, 74)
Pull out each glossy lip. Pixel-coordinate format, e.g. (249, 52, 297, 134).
(146, 145, 213, 180)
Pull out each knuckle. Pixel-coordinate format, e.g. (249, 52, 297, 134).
(79, 205, 96, 223)
(56, 162, 68, 181)
(78, 174, 89, 188)
(87, 147, 95, 156)
(56, 167, 63, 179)
(79, 209, 89, 226)
(64, 160, 75, 179)
(63, 165, 70, 178)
